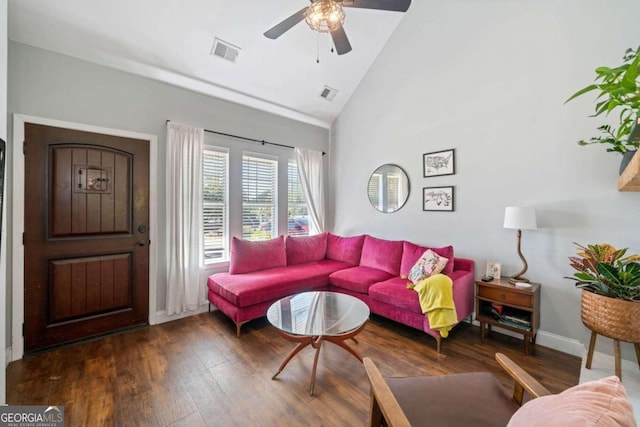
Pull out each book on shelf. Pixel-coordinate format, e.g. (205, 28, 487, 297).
(502, 314, 531, 327)
(498, 318, 532, 332)
(501, 309, 531, 325)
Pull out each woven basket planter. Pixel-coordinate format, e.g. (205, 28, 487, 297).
(581, 290, 640, 343)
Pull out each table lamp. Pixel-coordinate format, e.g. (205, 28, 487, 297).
(503, 207, 537, 284)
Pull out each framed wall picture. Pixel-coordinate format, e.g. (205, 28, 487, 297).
(423, 148, 455, 177)
(422, 186, 454, 211)
(486, 260, 501, 279)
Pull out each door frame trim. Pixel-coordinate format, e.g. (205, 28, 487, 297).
(11, 114, 158, 361)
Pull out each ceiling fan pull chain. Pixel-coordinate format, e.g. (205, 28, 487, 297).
(316, 32, 320, 63)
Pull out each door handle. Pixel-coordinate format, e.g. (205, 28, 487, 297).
(136, 240, 146, 247)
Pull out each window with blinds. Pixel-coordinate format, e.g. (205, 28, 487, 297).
(203, 148, 229, 263)
(288, 161, 309, 236)
(242, 155, 277, 240)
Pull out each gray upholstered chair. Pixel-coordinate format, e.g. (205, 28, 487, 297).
(364, 353, 637, 427)
(363, 353, 550, 427)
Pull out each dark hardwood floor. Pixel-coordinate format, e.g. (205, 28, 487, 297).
(7, 311, 581, 426)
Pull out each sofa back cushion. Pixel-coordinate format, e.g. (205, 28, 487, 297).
(229, 236, 286, 274)
(360, 235, 403, 275)
(286, 233, 328, 265)
(326, 233, 365, 266)
(401, 241, 455, 276)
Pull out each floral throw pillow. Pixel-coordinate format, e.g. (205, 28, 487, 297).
(408, 249, 449, 284)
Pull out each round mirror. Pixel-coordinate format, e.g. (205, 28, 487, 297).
(367, 164, 410, 213)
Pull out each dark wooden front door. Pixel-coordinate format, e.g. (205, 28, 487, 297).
(24, 123, 150, 352)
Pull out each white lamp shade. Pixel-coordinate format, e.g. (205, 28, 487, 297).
(504, 207, 537, 230)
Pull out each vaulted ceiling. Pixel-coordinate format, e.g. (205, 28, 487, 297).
(8, 0, 411, 128)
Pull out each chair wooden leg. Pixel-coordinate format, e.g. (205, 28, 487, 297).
(236, 322, 242, 338)
(585, 331, 597, 369)
(435, 336, 441, 354)
(634, 343, 640, 370)
(614, 340, 622, 380)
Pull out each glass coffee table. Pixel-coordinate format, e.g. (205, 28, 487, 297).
(267, 291, 370, 395)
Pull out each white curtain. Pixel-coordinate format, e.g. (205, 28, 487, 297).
(295, 147, 325, 234)
(166, 122, 204, 315)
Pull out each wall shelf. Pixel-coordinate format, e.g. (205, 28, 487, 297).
(618, 119, 640, 192)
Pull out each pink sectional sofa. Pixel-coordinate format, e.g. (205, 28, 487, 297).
(207, 233, 475, 352)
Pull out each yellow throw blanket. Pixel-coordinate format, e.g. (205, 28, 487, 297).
(411, 274, 458, 338)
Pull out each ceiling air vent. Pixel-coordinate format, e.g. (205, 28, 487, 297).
(210, 38, 240, 63)
(320, 86, 338, 101)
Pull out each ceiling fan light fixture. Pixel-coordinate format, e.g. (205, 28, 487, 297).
(305, 0, 345, 33)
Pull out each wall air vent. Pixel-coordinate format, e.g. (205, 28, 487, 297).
(319, 86, 338, 101)
(210, 38, 241, 63)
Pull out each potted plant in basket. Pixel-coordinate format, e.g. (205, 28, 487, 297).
(565, 46, 640, 174)
(568, 243, 640, 301)
(566, 243, 640, 378)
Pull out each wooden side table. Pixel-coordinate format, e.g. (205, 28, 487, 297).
(475, 278, 540, 354)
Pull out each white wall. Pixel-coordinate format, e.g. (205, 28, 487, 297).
(1, 0, 7, 405)
(6, 41, 328, 353)
(331, 0, 640, 359)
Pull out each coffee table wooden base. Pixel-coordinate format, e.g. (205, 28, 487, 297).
(271, 320, 367, 396)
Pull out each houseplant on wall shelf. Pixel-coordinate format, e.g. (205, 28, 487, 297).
(566, 46, 640, 174)
(566, 242, 640, 379)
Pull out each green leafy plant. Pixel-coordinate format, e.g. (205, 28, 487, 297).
(566, 243, 640, 301)
(565, 46, 640, 154)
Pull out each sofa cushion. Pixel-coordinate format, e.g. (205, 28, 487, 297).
(401, 241, 455, 276)
(408, 249, 449, 284)
(507, 376, 636, 427)
(368, 277, 422, 313)
(359, 235, 403, 275)
(329, 266, 395, 294)
(286, 232, 327, 265)
(229, 236, 286, 274)
(210, 259, 351, 307)
(326, 233, 365, 266)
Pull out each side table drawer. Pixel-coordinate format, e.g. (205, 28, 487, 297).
(478, 287, 532, 308)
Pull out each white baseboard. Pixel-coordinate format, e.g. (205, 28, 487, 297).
(536, 330, 585, 357)
(154, 302, 211, 325)
(471, 319, 584, 357)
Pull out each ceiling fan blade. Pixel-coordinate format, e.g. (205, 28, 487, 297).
(264, 8, 307, 39)
(331, 26, 352, 55)
(341, 0, 411, 12)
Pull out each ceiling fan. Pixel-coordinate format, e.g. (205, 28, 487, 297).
(264, 0, 412, 55)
